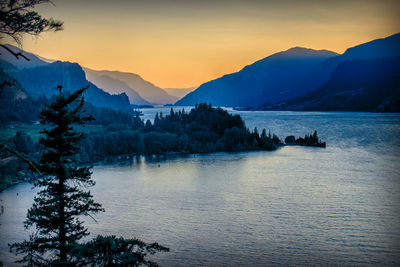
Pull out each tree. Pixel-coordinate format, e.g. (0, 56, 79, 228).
(71, 235, 169, 267)
(0, 0, 63, 93)
(9, 86, 169, 266)
(10, 86, 104, 265)
(0, 0, 63, 45)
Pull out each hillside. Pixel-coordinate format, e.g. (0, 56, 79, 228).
(176, 33, 400, 109)
(1, 59, 132, 112)
(84, 68, 178, 105)
(260, 57, 400, 112)
(0, 67, 44, 125)
(0, 45, 133, 112)
(175, 47, 338, 107)
(84, 69, 150, 105)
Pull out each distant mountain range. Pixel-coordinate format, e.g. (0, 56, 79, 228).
(83, 68, 151, 105)
(164, 87, 196, 98)
(83, 68, 178, 105)
(176, 33, 400, 112)
(261, 57, 400, 112)
(0, 44, 182, 106)
(0, 45, 131, 112)
(2, 33, 400, 113)
(176, 47, 338, 106)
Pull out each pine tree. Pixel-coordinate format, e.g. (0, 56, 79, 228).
(10, 86, 104, 265)
(70, 235, 169, 266)
(0, 0, 63, 45)
(261, 128, 266, 138)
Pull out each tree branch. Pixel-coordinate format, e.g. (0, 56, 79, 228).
(0, 44, 30, 61)
(0, 144, 43, 177)
(0, 80, 15, 88)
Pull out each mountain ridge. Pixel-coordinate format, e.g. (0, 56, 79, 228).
(84, 68, 151, 105)
(83, 68, 179, 105)
(1, 44, 178, 106)
(0, 56, 132, 112)
(176, 33, 400, 109)
(259, 57, 400, 112)
(176, 46, 339, 107)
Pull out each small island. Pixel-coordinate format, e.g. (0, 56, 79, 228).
(79, 103, 326, 159)
(284, 131, 326, 148)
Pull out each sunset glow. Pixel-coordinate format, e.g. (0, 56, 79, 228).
(9, 0, 400, 88)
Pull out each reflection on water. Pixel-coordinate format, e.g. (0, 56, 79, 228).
(1, 111, 400, 266)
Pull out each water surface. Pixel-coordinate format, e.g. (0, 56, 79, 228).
(1, 111, 399, 266)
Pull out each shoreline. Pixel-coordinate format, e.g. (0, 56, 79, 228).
(0, 142, 325, 192)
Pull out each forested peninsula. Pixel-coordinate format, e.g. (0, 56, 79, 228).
(0, 103, 325, 191)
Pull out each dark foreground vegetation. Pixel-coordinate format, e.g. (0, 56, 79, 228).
(1, 102, 325, 191)
(3, 86, 169, 266)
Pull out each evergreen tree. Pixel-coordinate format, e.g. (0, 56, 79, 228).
(154, 112, 159, 126)
(70, 235, 169, 266)
(261, 128, 267, 138)
(10, 86, 104, 265)
(0, 0, 63, 45)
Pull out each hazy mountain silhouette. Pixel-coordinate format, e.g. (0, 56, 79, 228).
(262, 57, 400, 112)
(175, 47, 338, 107)
(0, 45, 133, 111)
(3, 32, 399, 111)
(176, 33, 400, 108)
(255, 33, 400, 111)
(1, 58, 131, 112)
(83, 68, 179, 105)
(164, 87, 196, 98)
(84, 68, 151, 105)
(0, 44, 175, 108)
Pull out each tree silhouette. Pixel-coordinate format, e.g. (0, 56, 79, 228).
(10, 86, 104, 265)
(8, 86, 169, 266)
(0, 0, 63, 93)
(0, 0, 63, 45)
(71, 235, 169, 266)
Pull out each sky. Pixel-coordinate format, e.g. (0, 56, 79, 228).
(7, 0, 400, 88)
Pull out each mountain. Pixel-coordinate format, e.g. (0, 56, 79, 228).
(176, 47, 338, 107)
(261, 57, 400, 112)
(0, 45, 132, 112)
(176, 33, 400, 108)
(164, 87, 196, 98)
(84, 68, 178, 105)
(0, 44, 48, 69)
(336, 33, 400, 60)
(19, 62, 132, 112)
(283, 33, 400, 105)
(255, 33, 400, 111)
(1, 59, 132, 112)
(0, 66, 44, 125)
(84, 68, 151, 105)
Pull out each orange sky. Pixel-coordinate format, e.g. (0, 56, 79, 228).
(8, 0, 400, 88)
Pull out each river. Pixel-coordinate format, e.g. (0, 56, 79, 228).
(1, 109, 399, 266)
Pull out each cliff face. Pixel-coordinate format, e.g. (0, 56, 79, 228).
(0, 45, 132, 112)
(12, 61, 132, 112)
